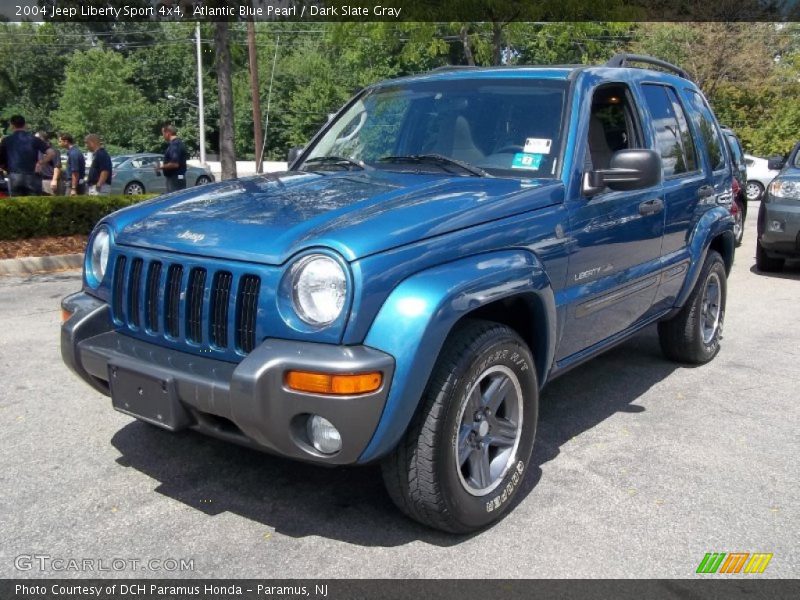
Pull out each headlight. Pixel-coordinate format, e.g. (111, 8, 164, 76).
(768, 179, 800, 200)
(290, 254, 346, 325)
(86, 226, 110, 287)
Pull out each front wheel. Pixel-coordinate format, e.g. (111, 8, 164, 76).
(195, 175, 212, 186)
(756, 240, 784, 272)
(381, 319, 538, 533)
(745, 181, 764, 202)
(658, 250, 726, 364)
(124, 181, 145, 195)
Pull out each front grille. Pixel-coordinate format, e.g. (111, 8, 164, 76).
(235, 275, 261, 353)
(164, 264, 183, 338)
(210, 271, 233, 348)
(111, 252, 263, 357)
(186, 268, 206, 343)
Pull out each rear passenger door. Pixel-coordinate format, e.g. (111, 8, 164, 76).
(638, 83, 708, 311)
(653, 87, 732, 307)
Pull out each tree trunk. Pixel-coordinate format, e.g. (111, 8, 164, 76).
(247, 20, 264, 174)
(460, 25, 476, 66)
(215, 21, 237, 180)
(492, 21, 504, 66)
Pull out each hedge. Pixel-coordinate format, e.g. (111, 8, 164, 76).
(0, 195, 155, 240)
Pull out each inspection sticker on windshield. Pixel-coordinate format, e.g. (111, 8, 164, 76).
(511, 153, 543, 170)
(524, 138, 552, 154)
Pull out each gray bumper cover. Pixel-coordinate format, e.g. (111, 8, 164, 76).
(61, 292, 395, 465)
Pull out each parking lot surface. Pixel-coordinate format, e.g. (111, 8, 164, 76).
(1, 209, 797, 578)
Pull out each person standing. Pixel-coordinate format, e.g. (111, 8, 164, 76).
(36, 131, 61, 196)
(85, 134, 112, 195)
(156, 124, 188, 192)
(0, 115, 55, 196)
(58, 133, 86, 196)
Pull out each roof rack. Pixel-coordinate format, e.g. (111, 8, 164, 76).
(605, 53, 691, 80)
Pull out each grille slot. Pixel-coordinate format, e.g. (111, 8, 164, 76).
(112, 255, 127, 321)
(210, 271, 233, 348)
(127, 258, 144, 328)
(164, 264, 184, 338)
(235, 275, 261, 353)
(186, 268, 207, 343)
(145, 262, 162, 332)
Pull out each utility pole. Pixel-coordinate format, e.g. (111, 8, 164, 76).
(195, 22, 206, 166)
(247, 21, 264, 174)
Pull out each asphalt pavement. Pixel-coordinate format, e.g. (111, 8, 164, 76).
(0, 206, 797, 578)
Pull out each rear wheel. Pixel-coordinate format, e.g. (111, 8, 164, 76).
(658, 250, 726, 364)
(124, 181, 145, 195)
(756, 240, 785, 272)
(733, 197, 745, 247)
(195, 175, 212, 186)
(381, 319, 538, 533)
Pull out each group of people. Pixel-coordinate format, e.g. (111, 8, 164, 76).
(0, 115, 190, 197)
(0, 115, 112, 197)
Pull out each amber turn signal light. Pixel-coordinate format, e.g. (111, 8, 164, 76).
(61, 308, 73, 323)
(285, 371, 382, 395)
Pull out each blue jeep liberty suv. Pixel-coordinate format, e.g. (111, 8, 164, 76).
(62, 54, 735, 533)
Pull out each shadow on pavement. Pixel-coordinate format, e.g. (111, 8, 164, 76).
(111, 326, 678, 547)
(748, 261, 800, 279)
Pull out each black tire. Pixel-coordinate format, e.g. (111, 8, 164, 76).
(124, 181, 145, 195)
(755, 240, 784, 272)
(733, 197, 745, 247)
(195, 175, 212, 186)
(658, 250, 726, 364)
(381, 319, 538, 533)
(745, 181, 763, 202)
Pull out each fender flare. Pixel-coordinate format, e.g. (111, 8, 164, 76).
(676, 206, 735, 308)
(358, 249, 555, 463)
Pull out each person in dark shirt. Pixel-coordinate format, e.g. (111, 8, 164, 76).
(0, 115, 55, 196)
(36, 131, 62, 196)
(156, 124, 188, 192)
(84, 134, 112, 195)
(58, 133, 86, 196)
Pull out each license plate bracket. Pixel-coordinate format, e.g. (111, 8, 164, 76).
(108, 363, 191, 431)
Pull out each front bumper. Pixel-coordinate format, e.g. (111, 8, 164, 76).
(759, 199, 800, 257)
(61, 292, 395, 465)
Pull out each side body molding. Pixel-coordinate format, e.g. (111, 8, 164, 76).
(358, 250, 556, 463)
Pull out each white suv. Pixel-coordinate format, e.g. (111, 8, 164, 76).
(745, 154, 780, 201)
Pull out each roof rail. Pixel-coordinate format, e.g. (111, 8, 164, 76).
(605, 53, 691, 80)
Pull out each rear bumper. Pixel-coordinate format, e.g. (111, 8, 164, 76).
(61, 292, 395, 465)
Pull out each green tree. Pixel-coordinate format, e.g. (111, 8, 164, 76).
(54, 48, 154, 151)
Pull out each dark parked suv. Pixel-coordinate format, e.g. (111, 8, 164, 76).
(61, 54, 735, 533)
(757, 142, 800, 271)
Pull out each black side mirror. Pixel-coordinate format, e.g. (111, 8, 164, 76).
(767, 156, 785, 171)
(287, 146, 304, 167)
(583, 149, 662, 196)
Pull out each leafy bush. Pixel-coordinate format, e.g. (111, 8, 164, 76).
(0, 194, 154, 240)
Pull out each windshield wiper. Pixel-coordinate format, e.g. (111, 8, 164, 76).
(378, 154, 490, 177)
(303, 156, 368, 171)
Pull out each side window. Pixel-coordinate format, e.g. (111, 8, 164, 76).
(641, 84, 696, 177)
(685, 90, 727, 171)
(586, 83, 641, 171)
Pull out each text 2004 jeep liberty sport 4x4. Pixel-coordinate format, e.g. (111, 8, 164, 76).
(62, 55, 735, 533)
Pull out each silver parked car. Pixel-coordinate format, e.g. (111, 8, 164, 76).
(111, 153, 214, 195)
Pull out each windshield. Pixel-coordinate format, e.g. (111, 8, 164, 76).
(302, 78, 568, 178)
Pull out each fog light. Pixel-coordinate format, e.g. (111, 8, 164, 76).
(307, 415, 342, 455)
(768, 220, 784, 232)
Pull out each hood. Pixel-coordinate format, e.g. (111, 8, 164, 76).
(109, 170, 563, 265)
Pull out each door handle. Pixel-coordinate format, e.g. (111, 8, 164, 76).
(638, 198, 664, 216)
(698, 185, 715, 199)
